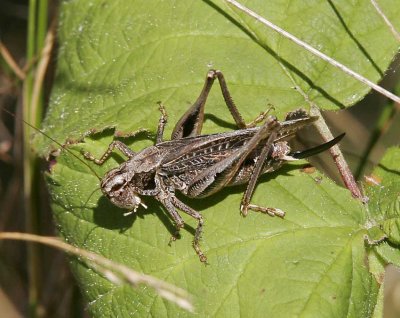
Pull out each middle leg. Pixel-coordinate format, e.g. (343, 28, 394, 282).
(155, 102, 168, 143)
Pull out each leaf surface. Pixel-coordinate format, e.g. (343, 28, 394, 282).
(40, 1, 400, 317)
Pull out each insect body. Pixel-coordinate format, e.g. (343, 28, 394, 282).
(83, 70, 344, 263)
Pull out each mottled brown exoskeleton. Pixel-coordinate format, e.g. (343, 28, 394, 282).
(83, 70, 344, 263)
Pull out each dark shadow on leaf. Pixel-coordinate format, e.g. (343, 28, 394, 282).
(377, 163, 400, 176)
(92, 194, 184, 237)
(327, 0, 384, 77)
(204, 113, 238, 130)
(92, 196, 135, 230)
(139, 198, 184, 237)
(84, 126, 154, 146)
(115, 130, 155, 145)
(45, 175, 62, 187)
(386, 240, 400, 250)
(84, 128, 115, 140)
(136, 197, 198, 237)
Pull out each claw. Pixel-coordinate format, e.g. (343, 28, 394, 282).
(247, 204, 285, 218)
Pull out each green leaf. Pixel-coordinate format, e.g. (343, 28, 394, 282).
(366, 147, 400, 266)
(51, 150, 381, 317)
(362, 147, 400, 318)
(39, 1, 400, 317)
(37, 0, 400, 153)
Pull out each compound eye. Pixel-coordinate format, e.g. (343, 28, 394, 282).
(111, 182, 124, 192)
(109, 175, 125, 192)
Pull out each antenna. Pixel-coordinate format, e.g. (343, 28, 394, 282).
(2, 108, 102, 180)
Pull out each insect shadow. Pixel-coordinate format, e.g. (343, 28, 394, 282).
(92, 194, 183, 238)
(203, 113, 238, 130)
(91, 159, 304, 238)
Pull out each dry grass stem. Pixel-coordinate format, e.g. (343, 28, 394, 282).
(0, 42, 26, 80)
(0, 232, 193, 312)
(370, 0, 400, 42)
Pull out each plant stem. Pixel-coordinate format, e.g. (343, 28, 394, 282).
(33, 0, 48, 124)
(280, 63, 364, 200)
(23, 0, 47, 316)
(309, 105, 363, 200)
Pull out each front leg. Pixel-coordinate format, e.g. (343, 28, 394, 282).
(83, 140, 135, 165)
(159, 196, 185, 244)
(156, 177, 207, 262)
(83, 103, 168, 165)
(172, 197, 207, 263)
